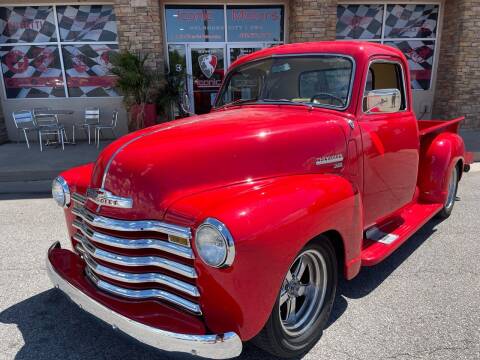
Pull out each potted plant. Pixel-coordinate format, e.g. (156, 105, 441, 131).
(110, 50, 162, 131)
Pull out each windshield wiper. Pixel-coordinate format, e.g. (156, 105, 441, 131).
(260, 98, 313, 109)
(218, 97, 258, 109)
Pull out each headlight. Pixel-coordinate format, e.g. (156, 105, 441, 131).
(195, 218, 235, 268)
(52, 176, 70, 208)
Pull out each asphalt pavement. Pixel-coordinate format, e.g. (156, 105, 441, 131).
(0, 168, 479, 360)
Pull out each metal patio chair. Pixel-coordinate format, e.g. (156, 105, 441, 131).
(94, 110, 118, 148)
(74, 108, 100, 144)
(12, 110, 38, 149)
(33, 107, 67, 151)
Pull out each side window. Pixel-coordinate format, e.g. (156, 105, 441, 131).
(363, 62, 406, 112)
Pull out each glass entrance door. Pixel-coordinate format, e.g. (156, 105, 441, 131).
(188, 46, 225, 114)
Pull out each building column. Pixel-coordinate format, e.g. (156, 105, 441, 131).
(0, 101, 7, 144)
(113, 0, 165, 70)
(433, 0, 480, 129)
(289, 0, 337, 42)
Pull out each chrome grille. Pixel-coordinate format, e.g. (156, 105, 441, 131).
(71, 193, 201, 314)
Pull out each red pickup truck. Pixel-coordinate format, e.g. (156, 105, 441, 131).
(47, 42, 472, 359)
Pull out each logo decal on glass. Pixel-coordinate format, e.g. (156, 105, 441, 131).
(198, 54, 217, 78)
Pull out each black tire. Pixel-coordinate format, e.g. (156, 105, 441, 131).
(437, 164, 459, 219)
(251, 237, 338, 358)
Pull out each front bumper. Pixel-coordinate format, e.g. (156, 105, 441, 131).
(46, 241, 242, 359)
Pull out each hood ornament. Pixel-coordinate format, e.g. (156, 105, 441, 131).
(87, 188, 133, 209)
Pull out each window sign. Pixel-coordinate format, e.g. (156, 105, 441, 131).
(227, 6, 284, 42)
(165, 6, 225, 43)
(336, 5, 383, 39)
(229, 47, 261, 64)
(384, 4, 438, 39)
(0, 5, 119, 99)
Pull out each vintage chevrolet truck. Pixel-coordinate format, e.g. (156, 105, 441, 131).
(47, 42, 472, 359)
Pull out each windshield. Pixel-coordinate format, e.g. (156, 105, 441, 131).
(215, 55, 354, 110)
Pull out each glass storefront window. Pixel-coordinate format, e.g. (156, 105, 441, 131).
(337, 3, 439, 90)
(0, 45, 65, 98)
(336, 4, 384, 40)
(226, 6, 284, 42)
(0, 4, 119, 99)
(165, 5, 225, 43)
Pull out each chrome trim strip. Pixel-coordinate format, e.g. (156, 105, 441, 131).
(77, 245, 200, 297)
(46, 242, 242, 359)
(72, 219, 194, 259)
(85, 268, 201, 314)
(72, 206, 192, 240)
(72, 192, 86, 205)
(73, 233, 197, 279)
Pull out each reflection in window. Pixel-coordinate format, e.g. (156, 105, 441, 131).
(0, 45, 65, 98)
(62, 44, 118, 97)
(56, 5, 117, 42)
(0, 6, 57, 43)
(385, 5, 438, 39)
(336, 4, 383, 39)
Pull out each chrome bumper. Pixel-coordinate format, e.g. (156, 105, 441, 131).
(46, 242, 242, 359)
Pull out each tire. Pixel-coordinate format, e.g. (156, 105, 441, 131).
(252, 237, 337, 358)
(437, 164, 459, 219)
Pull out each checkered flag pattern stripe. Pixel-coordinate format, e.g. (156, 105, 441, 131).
(386, 41, 434, 90)
(0, 45, 65, 98)
(57, 5, 117, 42)
(336, 5, 383, 40)
(0, 6, 57, 43)
(62, 44, 118, 97)
(384, 4, 438, 39)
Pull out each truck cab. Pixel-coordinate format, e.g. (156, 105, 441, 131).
(47, 42, 470, 359)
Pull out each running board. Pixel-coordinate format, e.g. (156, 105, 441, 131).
(361, 202, 443, 266)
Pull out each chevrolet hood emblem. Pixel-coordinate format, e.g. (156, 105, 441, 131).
(86, 188, 133, 209)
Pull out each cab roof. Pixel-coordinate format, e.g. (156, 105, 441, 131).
(230, 41, 406, 69)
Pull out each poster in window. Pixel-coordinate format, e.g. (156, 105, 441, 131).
(336, 5, 383, 39)
(384, 5, 438, 39)
(56, 5, 117, 42)
(386, 40, 434, 90)
(0, 45, 65, 98)
(165, 6, 225, 42)
(226, 6, 284, 42)
(0, 6, 57, 43)
(62, 44, 118, 97)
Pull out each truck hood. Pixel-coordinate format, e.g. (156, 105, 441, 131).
(88, 106, 349, 221)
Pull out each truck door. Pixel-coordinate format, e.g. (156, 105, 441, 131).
(358, 58, 419, 227)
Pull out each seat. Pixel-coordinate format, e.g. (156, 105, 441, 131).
(74, 108, 100, 144)
(33, 108, 67, 152)
(94, 110, 118, 148)
(12, 110, 38, 149)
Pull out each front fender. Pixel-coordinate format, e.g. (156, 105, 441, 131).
(419, 133, 465, 204)
(166, 174, 363, 341)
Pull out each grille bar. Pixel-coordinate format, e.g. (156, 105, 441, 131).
(85, 267, 202, 314)
(74, 233, 197, 279)
(76, 245, 200, 297)
(72, 206, 192, 240)
(72, 219, 194, 259)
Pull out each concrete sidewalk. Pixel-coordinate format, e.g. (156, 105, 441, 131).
(0, 141, 111, 193)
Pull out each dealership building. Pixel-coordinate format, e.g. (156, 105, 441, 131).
(0, 0, 478, 143)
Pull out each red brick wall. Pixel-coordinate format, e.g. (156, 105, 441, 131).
(433, 0, 480, 128)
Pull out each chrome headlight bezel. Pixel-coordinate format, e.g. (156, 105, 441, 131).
(195, 218, 235, 268)
(52, 176, 70, 208)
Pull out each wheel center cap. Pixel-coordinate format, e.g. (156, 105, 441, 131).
(286, 280, 301, 297)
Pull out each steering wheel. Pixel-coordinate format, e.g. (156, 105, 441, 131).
(310, 93, 345, 107)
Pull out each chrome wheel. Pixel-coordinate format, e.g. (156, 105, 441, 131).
(445, 167, 458, 210)
(279, 249, 327, 337)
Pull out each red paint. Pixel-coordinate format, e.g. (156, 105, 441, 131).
(53, 42, 468, 342)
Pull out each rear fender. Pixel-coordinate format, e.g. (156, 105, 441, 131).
(418, 132, 465, 204)
(166, 174, 363, 341)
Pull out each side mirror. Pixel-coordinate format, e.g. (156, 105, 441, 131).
(180, 93, 195, 116)
(364, 89, 401, 114)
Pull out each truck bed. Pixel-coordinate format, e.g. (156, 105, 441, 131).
(418, 117, 464, 137)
